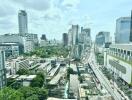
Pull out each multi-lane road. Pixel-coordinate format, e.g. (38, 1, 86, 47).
(82, 46, 128, 100)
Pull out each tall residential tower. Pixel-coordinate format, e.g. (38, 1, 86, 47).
(0, 51, 6, 89)
(115, 17, 131, 43)
(18, 10, 28, 36)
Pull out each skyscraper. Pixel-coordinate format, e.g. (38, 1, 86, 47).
(115, 17, 131, 43)
(18, 10, 28, 36)
(63, 33, 68, 46)
(0, 50, 6, 89)
(68, 28, 73, 46)
(95, 31, 110, 46)
(41, 34, 47, 40)
(72, 25, 79, 45)
(130, 11, 132, 42)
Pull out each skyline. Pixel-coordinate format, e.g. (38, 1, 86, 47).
(0, 0, 132, 40)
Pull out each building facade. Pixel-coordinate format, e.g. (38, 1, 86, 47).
(18, 10, 28, 36)
(130, 11, 132, 42)
(95, 31, 110, 46)
(115, 17, 131, 43)
(0, 51, 6, 89)
(104, 44, 132, 85)
(62, 33, 68, 46)
(0, 43, 23, 59)
(72, 25, 79, 45)
(68, 28, 73, 46)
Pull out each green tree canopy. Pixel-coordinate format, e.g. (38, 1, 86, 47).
(16, 68, 29, 75)
(0, 87, 23, 100)
(30, 72, 45, 88)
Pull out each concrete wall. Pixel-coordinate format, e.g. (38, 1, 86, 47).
(106, 55, 132, 84)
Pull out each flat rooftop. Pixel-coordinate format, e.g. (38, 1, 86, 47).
(16, 75, 36, 80)
(47, 98, 76, 100)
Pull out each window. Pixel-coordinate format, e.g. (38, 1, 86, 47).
(127, 51, 130, 56)
(124, 50, 126, 54)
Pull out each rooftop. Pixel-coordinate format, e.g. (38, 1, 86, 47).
(16, 75, 36, 80)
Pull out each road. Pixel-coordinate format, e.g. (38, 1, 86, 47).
(69, 64, 79, 98)
(83, 46, 126, 100)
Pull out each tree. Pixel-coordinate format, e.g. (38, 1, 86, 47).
(78, 76, 85, 83)
(18, 86, 48, 100)
(67, 67, 74, 80)
(0, 87, 23, 100)
(30, 72, 45, 88)
(16, 68, 29, 75)
(0, 87, 48, 100)
(34, 87, 48, 100)
(18, 86, 36, 99)
(67, 67, 74, 74)
(7, 78, 15, 86)
(26, 94, 39, 100)
(23, 46, 69, 58)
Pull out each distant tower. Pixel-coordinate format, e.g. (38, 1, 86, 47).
(63, 33, 68, 46)
(18, 10, 28, 36)
(72, 25, 79, 45)
(0, 50, 6, 89)
(130, 11, 132, 42)
(41, 34, 47, 40)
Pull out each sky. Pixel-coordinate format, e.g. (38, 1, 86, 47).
(0, 0, 132, 40)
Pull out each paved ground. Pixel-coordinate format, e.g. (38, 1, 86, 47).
(69, 64, 79, 98)
(85, 46, 127, 100)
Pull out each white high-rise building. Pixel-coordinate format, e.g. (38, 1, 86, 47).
(18, 10, 28, 36)
(72, 25, 79, 45)
(0, 51, 6, 89)
(115, 17, 131, 43)
(68, 28, 73, 46)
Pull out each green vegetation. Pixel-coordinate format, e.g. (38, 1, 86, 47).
(0, 87, 48, 100)
(16, 68, 29, 75)
(30, 72, 45, 88)
(109, 54, 132, 66)
(7, 78, 22, 89)
(1, 71, 48, 100)
(0, 87, 23, 100)
(95, 52, 104, 65)
(78, 75, 85, 83)
(67, 67, 74, 80)
(23, 46, 69, 58)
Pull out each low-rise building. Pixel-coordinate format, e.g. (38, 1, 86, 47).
(16, 75, 36, 86)
(7, 75, 36, 86)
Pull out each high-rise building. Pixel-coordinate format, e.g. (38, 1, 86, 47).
(41, 34, 47, 40)
(72, 25, 79, 45)
(130, 11, 132, 42)
(18, 10, 28, 36)
(40, 34, 48, 47)
(82, 28, 91, 37)
(80, 27, 91, 46)
(62, 33, 68, 46)
(0, 50, 6, 89)
(115, 17, 131, 43)
(95, 31, 110, 46)
(68, 28, 73, 46)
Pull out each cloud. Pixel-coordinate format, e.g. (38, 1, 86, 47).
(12, 0, 51, 11)
(43, 14, 61, 21)
(61, 0, 80, 9)
(0, 2, 16, 18)
(0, 16, 17, 33)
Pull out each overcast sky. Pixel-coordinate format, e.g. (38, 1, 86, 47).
(0, 0, 132, 40)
